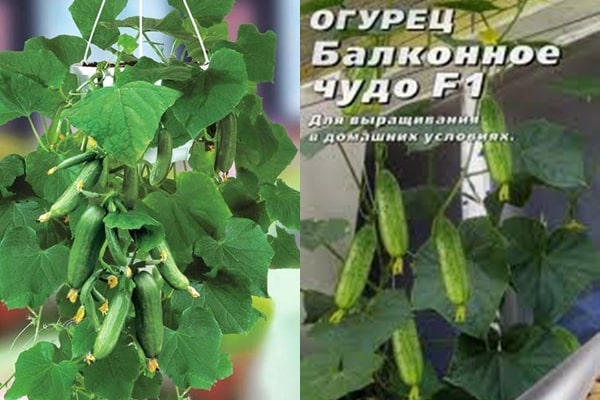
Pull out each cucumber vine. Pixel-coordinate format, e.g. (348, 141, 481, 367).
(0, 1, 299, 399)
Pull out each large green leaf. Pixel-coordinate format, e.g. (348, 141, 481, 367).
(25, 149, 82, 203)
(142, 172, 232, 254)
(309, 290, 413, 354)
(403, 186, 448, 221)
(24, 35, 87, 69)
(513, 120, 586, 189)
(0, 71, 63, 124)
(257, 123, 295, 181)
(104, 210, 165, 253)
(446, 325, 570, 400)
(226, 24, 277, 82)
(412, 217, 510, 338)
(0, 49, 66, 89)
(301, 351, 384, 400)
(132, 373, 163, 400)
(167, 0, 234, 27)
(260, 179, 300, 230)
(168, 49, 247, 137)
(160, 307, 222, 389)
(268, 226, 300, 269)
(235, 109, 279, 170)
(300, 218, 350, 250)
(201, 270, 254, 334)
(0, 226, 69, 309)
(301, 290, 334, 324)
(501, 217, 600, 323)
(71, 319, 97, 359)
(84, 340, 143, 400)
(195, 218, 274, 297)
(0, 154, 24, 191)
(5, 342, 78, 400)
(69, 0, 128, 49)
(65, 82, 181, 166)
(553, 76, 600, 100)
(0, 199, 68, 249)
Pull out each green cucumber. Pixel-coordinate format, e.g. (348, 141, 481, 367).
(92, 287, 131, 360)
(215, 113, 237, 173)
(66, 205, 106, 303)
(105, 226, 129, 267)
(330, 224, 377, 324)
(149, 129, 173, 187)
(392, 318, 424, 400)
(480, 95, 513, 202)
(375, 169, 409, 275)
(150, 240, 199, 298)
(133, 271, 164, 372)
(47, 152, 97, 175)
(122, 166, 139, 209)
(38, 159, 103, 222)
(433, 215, 470, 323)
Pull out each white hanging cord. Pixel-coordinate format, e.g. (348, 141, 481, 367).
(138, 0, 144, 58)
(181, 0, 210, 69)
(81, 0, 108, 63)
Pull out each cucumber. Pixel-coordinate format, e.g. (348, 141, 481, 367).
(66, 205, 106, 303)
(38, 159, 103, 222)
(92, 287, 131, 360)
(133, 271, 164, 372)
(150, 240, 199, 298)
(149, 129, 173, 187)
(122, 165, 139, 209)
(47, 152, 97, 175)
(480, 95, 513, 202)
(392, 318, 424, 400)
(375, 169, 409, 275)
(433, 215, 470, 323)
(105, 226, 129, 267)
(330, 224, 377, 324)
(215, 113, 237, 173)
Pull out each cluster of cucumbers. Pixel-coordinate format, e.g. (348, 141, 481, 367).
(38, 113, 238, 371)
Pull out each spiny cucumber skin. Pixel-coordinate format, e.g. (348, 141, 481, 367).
(376, 169, 409, 273)
(67, 205, 106, 290)
(92, 289, 130, 360)
(433, 216, 470, 323)
(216, 113, 237, 173)
(392, 318, 424, 399)
(331, 224, 377, 322)
(133, 271, 164, 359)
(480, 96, 513, 201)
(149, 129, 173, 187)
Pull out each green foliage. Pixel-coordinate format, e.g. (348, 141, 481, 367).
(301, 35, 595, 400)
(0, 1, 297, 399)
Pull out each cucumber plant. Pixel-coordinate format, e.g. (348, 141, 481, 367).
(300, 1, 599, 399)
(0, 1, 299, 399)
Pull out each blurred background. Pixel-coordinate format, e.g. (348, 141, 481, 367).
(0, 1, 299, 399)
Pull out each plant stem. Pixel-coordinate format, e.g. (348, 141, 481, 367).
(336, 142, 362, 192)
(0, 372, 15, 390)
(439, 142, 477, 215)
(323, 242, 345, 263)
(27, 116, 49, 151)
(500, 0, 529, 41)
(143, 32, 168, 63)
